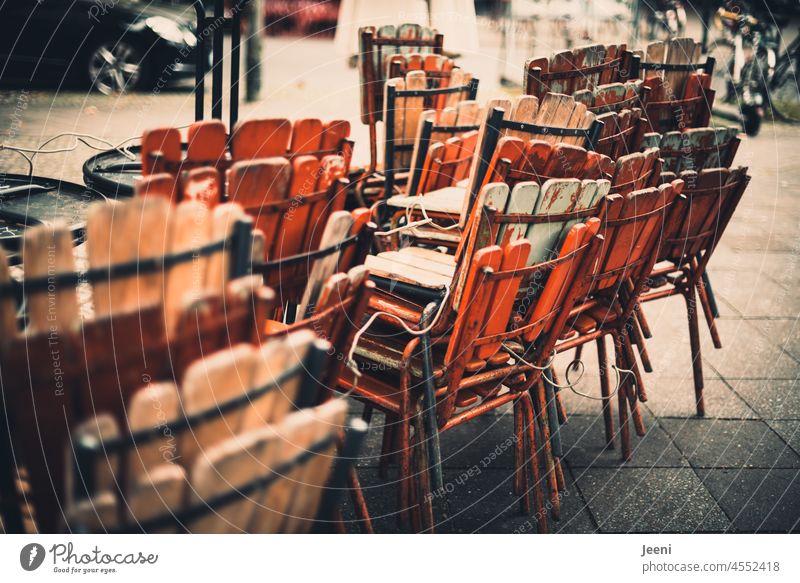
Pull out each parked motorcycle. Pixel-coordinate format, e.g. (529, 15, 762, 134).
(709, 1, 797, 136)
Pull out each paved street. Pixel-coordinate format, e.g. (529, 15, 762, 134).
(1, 27, 798, 533)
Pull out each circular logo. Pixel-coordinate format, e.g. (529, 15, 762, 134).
(20, 543, 46, 571)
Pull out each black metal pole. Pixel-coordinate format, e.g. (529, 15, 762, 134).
(230, 1, 243, 130)
(193, 1, 206, 121)
(212, 0, 224, 120)
(420, 302, 444, 493)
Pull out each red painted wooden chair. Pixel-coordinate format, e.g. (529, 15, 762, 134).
(138, 117, 353, 200)
(340, 207, 602, 532)
(524, 44, 648, 159)
(554, 180, 685, 460)
(639, 167, 750, 416)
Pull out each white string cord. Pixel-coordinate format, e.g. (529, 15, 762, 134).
(0, 125, 194, 176)
(345, 282, 452, 378)
(501, 341, 634, 401)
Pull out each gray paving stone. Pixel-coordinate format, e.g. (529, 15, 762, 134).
(697, 469, 800, 532)
(438, 414, 517, 470)
(573, 467, 731, 533)
(441, 467, 597, 533)
(703, 319, 800, 380)
(561, 414, 688, 468)
(751, 318, 800, 361)
(644, 379, 757, 419)
(767, 420, 800, 456)
(660, 419, 800, 469)
(727, 379, 800, 419)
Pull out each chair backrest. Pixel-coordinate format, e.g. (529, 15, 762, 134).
(577, 180, 684, 301)
(658, 167, 750, 268)
(251, 207, 376, 310)
(446, 177, 607, 320)
(642, 126, 741, 174)
(140, 118, 353, 199)
(60, 334, 360, 533)
(261, 267, 376, 389)
(226, 157, 350, 261)
(635, 38, 715, 133)
(382, 71, 479, 199)
(457, 98, 608, 231)
(404, 100, 482, 197)
(440, 219, 603, 420)
(524, 43, 636, 99)
(358, 24, 445, 127)
(0, 200, 261, 533)
(609, 147, 662, 195)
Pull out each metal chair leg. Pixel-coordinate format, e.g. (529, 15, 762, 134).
(596, 336, 616, 448)
(629, 309, 654, 372)
(522, 393, 549, 533)
(613, 332, 632, 462)
(685, 288, 706, 417)
(696, 280, 723, 349)
(531, 379, 560, 521)
(513, 398, 531, 515)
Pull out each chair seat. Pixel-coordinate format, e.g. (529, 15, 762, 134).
(365, 247, 455, 289)
(386, 185, 466, 214)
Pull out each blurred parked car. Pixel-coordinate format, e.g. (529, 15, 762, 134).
(0, 0, 206, 93)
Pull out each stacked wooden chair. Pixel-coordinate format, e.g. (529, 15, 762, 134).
(0, 192, 373, 532)
(637, 167, 751, 417)
(63, 340, 363, 533)
(345, 186, 604, 533)
(0, 197, 257, 532)
(524, 43, 648, 158)
(343, 103, 626, 531)
(138, 164, 376, 405)
(635, 38, 715, 134)
(358, 24, 449, 177)
(624, 38, 753, 417)
(360, 65, 479, 207)
(139, 117, 354, 200)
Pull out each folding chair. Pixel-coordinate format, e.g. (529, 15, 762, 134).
(635, 38, 716, 134)
(0, 198, 258, 533)
(554, 180, 685, 460)
(138, 117, 354, 200)
(640, 167, 750, 416)
(358, 24, 447, 176)
(342, 198, 603, 532)
(60, 336, 368, 533)
(524, 43, 648, 159)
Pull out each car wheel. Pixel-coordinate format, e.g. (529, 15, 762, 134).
(87, 41, 146, 94)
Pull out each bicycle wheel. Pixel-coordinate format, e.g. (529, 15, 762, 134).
(706, 37, 736, 103)
(769, 51, 800, 122)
